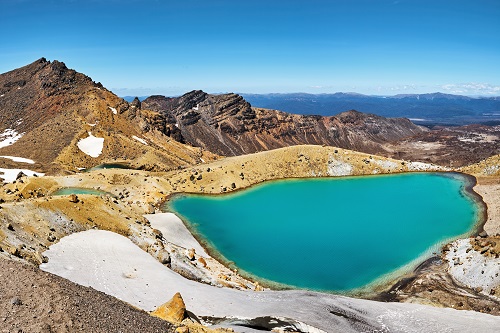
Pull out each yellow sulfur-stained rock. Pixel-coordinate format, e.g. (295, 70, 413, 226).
(176, 326, 189, 333)
(151, 292, 186, 324)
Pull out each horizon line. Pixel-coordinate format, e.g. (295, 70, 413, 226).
(116, 90, 500, 99)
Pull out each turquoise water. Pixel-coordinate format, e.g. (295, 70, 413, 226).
(85, 163, 132, 172)
(52, 187, 115, 197)
(167, 173, 480, 292)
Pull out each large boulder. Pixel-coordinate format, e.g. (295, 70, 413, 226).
(151, 292, 186, 325)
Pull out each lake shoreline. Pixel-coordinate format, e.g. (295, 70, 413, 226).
(3, 144, 497, 318)
(163, 171, 486, 296)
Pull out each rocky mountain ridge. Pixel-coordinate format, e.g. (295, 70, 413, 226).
(141, 91, 426, 156)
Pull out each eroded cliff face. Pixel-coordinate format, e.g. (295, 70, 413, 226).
(141, 91, 427, 156)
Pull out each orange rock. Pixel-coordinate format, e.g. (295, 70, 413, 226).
(187, 248, 196, 261)
(197, 257, 207, 267)
(69, 194, 79, 203)
(151, 292, 186, 324)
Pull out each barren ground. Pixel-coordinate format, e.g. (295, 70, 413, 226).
(0, 257, 174, 333)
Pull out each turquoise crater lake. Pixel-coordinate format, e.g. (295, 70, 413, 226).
(167, 173, 481, 292)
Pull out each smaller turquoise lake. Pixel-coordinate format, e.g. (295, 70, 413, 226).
(52, 187, 115, 197)
(167, 173, 480, 292)
(85, 163, 132, 172)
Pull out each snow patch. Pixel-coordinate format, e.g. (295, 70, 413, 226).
(0, 94, 4, 97)
(446, 238, 500, 296)
(109, 106, 117, 115)
(132, 136, 147, 145)
(77, 132, 104, 158)
(458, 133, 497, 143)
(192, 104, 199, 111)
(0, 128, 24, 148)
(146, 213, 208, 257)
(0, 156, 35, 164)
(0, 168, 44, 183)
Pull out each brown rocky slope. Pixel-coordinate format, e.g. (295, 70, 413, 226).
(386, 124, 500, 167)
(0, 58, 216, 175)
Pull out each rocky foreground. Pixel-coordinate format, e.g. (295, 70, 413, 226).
(0, 257, 174, 333)
(36, 228, 500, 333)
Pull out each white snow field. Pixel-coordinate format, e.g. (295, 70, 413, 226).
(0, 156, 35, 164)
(0, 168, 44, 182)
(77, 132, 104, 157)
(0, 128, 24, 148)
(41, 229, 500, 333)
(132, 136, 148, 145)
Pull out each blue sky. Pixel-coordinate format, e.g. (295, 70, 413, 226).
(1, 0, 499, 96)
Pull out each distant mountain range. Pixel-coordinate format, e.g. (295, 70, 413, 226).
(239, 93, 500, 126)
(123, 93, 500, 126)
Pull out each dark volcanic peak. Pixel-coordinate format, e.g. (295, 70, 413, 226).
(177, 90, 208, 111)
(0, 57, 98, 135)
(1, 58, 99, 97)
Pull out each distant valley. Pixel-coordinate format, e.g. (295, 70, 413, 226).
(240, 92, 500, 126)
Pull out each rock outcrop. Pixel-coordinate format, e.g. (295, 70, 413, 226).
(151, 292, 187, 324)
(142, 91, 426, 156)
